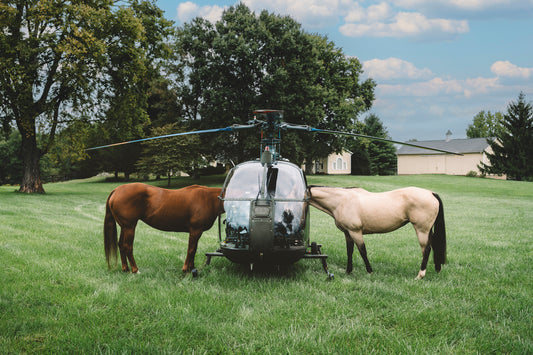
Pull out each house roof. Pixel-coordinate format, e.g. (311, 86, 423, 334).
(396, 137, 494, 155)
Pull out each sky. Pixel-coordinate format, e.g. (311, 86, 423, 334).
(155, 0, 533, 142)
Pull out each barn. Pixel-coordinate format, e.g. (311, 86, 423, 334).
(396, 136, 502, 177)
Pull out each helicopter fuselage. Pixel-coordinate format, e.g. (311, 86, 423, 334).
(219, 159, 310, 265)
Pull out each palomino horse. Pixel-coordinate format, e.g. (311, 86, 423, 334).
(104, 183, 224, 273)
(308, 186, 446, 279)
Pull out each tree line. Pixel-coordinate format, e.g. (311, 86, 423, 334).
(1, 1, 394, 192)
(1, 2, 530, 192)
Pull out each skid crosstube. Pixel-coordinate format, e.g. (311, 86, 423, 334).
(205, 242, 334, 280)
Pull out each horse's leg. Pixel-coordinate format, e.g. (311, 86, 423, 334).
(118, 226, 139, 273)
(183, 229, 203, 273)
(118, 229, 129, 272)
(347, 230, 373, 274)
(415, 228, 432, 280)
(344, 231, 354, 274)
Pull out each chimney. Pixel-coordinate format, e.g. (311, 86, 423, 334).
(445, 130, 452, 142)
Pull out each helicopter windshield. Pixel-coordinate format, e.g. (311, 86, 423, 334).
(223, 161, 306, 200)
(222, 161, 309, 251)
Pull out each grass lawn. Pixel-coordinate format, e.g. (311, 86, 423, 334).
(0, 174, 531, 353)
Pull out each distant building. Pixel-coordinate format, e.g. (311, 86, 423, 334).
(396, 135, 503, 178)
(304, 150, 352, 175)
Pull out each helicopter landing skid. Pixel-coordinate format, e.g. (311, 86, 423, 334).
(205, 250, 224, 266)
(303, 242, 334, 280)
(205, 243, 334, 280)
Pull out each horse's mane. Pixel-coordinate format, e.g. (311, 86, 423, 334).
(307, 185, 359, 197)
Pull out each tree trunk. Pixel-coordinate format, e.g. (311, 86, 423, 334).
(19, 129, 45, 194)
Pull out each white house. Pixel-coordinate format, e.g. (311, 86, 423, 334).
(304, 150, 352, 175)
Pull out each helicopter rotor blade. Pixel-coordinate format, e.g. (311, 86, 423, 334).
(281, 123, 463, 156)
(85, 123, 260, 151)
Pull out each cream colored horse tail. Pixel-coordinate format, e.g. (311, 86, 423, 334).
(431, 193, 446, 271)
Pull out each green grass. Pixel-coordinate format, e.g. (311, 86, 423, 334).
(1, 174, 531, 354)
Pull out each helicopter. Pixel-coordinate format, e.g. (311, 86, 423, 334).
(88, 109, 460, 278)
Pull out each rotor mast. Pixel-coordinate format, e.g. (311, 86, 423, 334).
(253, 110, 284, 165)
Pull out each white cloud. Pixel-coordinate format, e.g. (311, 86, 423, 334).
(176, 2, 226, 23)
(391, 0, 533, 18)
(491, 61, 533, 79)
(363, 58, 433, 80)
(394, 0, 515, 10)
(345, 2, 395, 23)
(242, 0, 348, 28)
(340, 11, 469, 39)
(378, 76, 500, 98)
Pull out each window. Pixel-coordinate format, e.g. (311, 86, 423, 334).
(333, 157, 346, 171)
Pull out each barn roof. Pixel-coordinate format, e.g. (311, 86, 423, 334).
(396, 137, 494, 155)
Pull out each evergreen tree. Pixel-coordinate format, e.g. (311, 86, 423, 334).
(350, 114, 397, 175)
(480, 92, 533, 181)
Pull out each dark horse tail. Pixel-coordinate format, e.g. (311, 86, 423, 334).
(104, 191, 118, 269)
(431, 193, 447, 272)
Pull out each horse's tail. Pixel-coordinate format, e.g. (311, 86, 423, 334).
(431, 193, 447, 272)
(104, 191, 118, 269)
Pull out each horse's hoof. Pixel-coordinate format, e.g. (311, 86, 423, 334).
(416, 269, 426, 280)
(192, 268, 198, 278)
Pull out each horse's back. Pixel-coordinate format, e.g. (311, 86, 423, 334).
(335, 186, 438, 233)
(108, 183, 153, 226)
(108, 183, 222, 232)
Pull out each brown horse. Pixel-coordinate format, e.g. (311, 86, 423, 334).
(104, 183, 224, 273)
(308, 186, 446, 279)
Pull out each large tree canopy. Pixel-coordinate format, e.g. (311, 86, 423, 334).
(0, 0, 172, 192)
(173, 4, 375, 168)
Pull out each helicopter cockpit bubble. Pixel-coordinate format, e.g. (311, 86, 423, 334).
(220, 159, 310, 265)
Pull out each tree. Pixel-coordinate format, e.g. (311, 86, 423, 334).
(466, 110, 504, 138)
(0, 0, 172, 192)
(44, 119, 97, 180)
(480, 92, 533, 181)
(350, 114, 397, 175)
(0, 130, 22, 185)
(96, 1, 173, 180)
(135, 123, 204, 186)
(173, 4, 375, 168)
(1, 0, 109, 192)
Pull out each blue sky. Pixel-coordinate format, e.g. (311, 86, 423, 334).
(155, 0, 533, 142)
